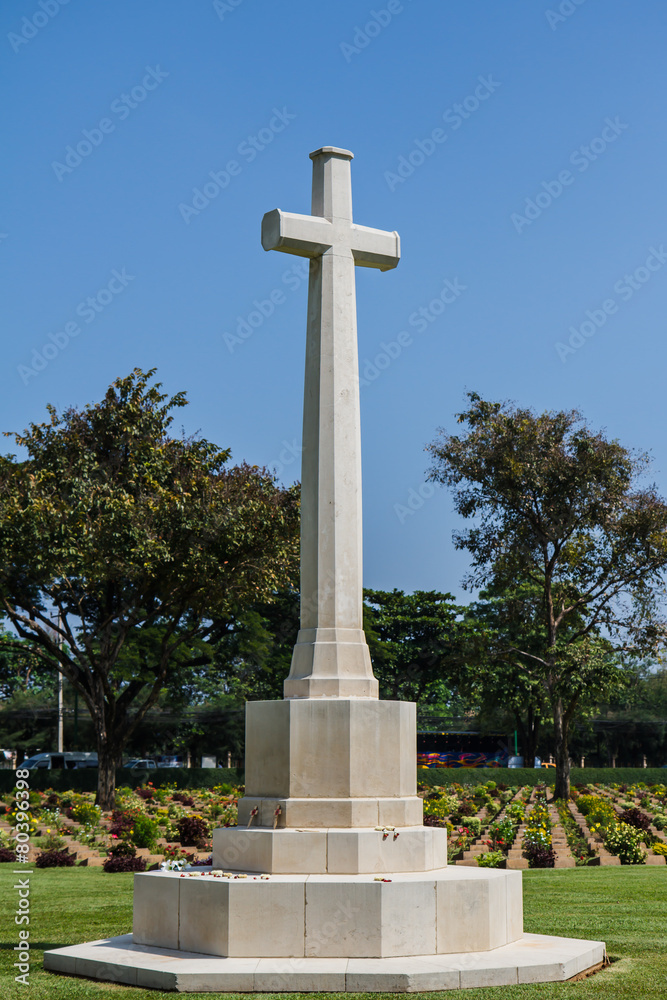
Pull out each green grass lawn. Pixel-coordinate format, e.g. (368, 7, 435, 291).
(1, 864, 665, 999)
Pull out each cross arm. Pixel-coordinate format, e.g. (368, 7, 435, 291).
(350, 224, 401, 271)
(261, 209, 334, 258)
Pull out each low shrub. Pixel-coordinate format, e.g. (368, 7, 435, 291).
(578, 795, 617, 830)
(172, 792, 196, 807)
(131, 813, 160, 851)
(487, 817, 515, 852)
(652, 841, 667, 857)
(108, 841, 137, 858)
(35, 849, 77, 868)
(458, 800, 477, 818)
(109, 809, 137, 838)
(619, 808, 651, 832)
(463, 816, 482, 837)
(103, 855, 147, 873)
(177, 814, 210, 846)
(34, 834, 66, 851)
(478, 850, 504, 868)
(423, 798, 451, 823)
(0, 847, 17, 862)
(653, 815, 667, 831)
(506, 802, 526, 823)
(524, 843, 556, 868)
(604, 822, 647, 865)
(447, 825, 474, 861)
(136, 786, 154, 801)
(71, 802, 102, 826)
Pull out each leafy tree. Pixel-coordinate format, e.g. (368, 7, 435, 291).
(0, 632, 54, 700)
(217, 589, 300, 702)
(0, 369, 299, 807)
(459, 581, 551, 767)
(0, 633, 59, 757)
(363, 589, 471, 703)
(427, 393, 667, 798)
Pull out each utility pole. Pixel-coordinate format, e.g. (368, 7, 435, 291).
(56, 611, 64, 753)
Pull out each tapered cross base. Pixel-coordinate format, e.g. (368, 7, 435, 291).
(285, 627, 378, 698)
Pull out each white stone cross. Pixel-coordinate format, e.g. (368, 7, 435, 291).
(262, 147, 400, 698)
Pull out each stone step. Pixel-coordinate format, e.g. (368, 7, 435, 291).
(505, 858, 528, 870)
(646, 854, 665, 865)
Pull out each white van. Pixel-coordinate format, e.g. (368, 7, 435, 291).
(19, 752, 98, 770)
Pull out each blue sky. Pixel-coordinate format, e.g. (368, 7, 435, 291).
(2, 0, 667, 602)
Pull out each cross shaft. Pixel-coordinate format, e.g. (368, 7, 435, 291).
(261, 147, 400, 698)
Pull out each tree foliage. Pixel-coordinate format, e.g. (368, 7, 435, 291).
(363, 589, 472, 703)
(427, 393, 667, 796)
(0, 369, 299, 806)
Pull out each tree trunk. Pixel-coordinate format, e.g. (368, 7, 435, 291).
(553, 697, 570, 800)
(96, 741, 122, 811)
(515, 708, 541, 768)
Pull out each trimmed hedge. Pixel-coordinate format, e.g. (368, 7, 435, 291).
(417, 767, 667, 788)
(2, 765, 665, 795)
(0, 767, 244, 794)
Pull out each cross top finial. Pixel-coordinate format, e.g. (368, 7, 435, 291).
(309, 146, 354, 161)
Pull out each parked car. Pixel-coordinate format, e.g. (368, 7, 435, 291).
(124, 758, 157, 770)
(19, 752, 98, 770)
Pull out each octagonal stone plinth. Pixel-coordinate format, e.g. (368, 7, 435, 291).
(212, 826, 447, 875)
(241, 700, 418, 830)
(132, 866, 523, 959)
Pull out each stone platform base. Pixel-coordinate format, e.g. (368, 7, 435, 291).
(131, 866, 523, 957)
(44, 933, 606, 992)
